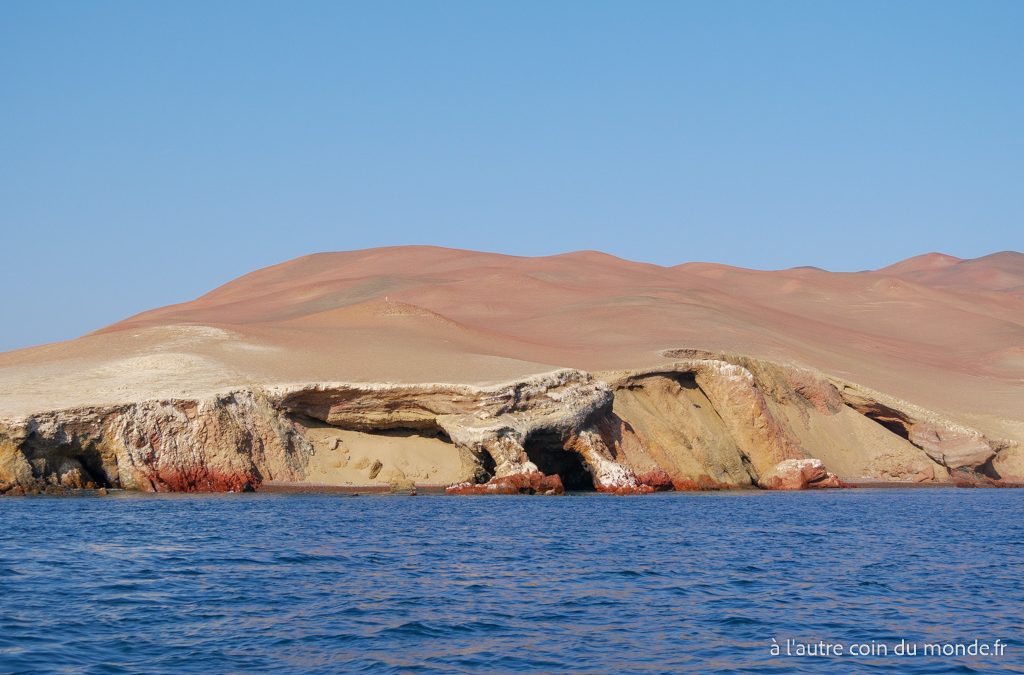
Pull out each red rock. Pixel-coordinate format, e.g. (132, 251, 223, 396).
(446, 471, 564, 495)
(633, 469, 675, 491)
(604, 483, 656, 495)
(671, 474, 729, 491)
(135, 467, 261, 493)
(758, 458, 846, 490)
(950, 468, 1008, 488)
(784, 369, 845, 415)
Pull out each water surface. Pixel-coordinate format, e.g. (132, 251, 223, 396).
(1, 489, 1021, 673)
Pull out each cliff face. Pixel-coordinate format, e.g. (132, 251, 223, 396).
(2, 352, 1017, 495)
(2, 247, 1021, 495)
(0, 391, 309, 492)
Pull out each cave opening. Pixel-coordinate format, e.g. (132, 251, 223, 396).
(523, 430, 595, 491)
(23, 435, 115, 489)
(978, 456, 1002, 481)
(478, 448, 496, 479)
(671, 372, 701, 390)
(76, 445, 115, 488)
(862, 412, 911, 440)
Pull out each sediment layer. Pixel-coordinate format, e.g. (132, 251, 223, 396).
(1, 351, 1018, 496)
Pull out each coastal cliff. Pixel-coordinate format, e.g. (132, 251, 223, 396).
(2, 246, 1022, 495)
(1, 352, 1017, 495)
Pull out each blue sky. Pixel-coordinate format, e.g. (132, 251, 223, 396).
(2, 1, 1022, 351)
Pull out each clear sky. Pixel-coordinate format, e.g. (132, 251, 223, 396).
(2, 1, 1022, 351)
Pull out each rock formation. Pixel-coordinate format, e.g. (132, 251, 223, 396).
(0, 352, 1016, 495)
(1, 246, 1021, 494)
(758, 459, 844, 490)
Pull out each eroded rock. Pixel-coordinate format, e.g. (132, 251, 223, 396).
(0, 353, 1015, 495)
(758, 458, 844, 490)
(446, 471, 564, 495)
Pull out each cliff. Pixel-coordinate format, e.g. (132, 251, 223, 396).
(1, 247, 1022, 495)
(0, 352, 1018, 495)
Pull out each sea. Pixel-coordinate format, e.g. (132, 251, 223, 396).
(1, 488, 1021, 673)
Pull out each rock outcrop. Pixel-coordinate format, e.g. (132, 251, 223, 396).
(446, 471, 564, 495)
(0, 352, 1017, 495)
(0, 390, 308, 492)
(757, 459, 845, 490)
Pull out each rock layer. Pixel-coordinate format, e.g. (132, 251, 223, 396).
(1, 352, 1016, 494)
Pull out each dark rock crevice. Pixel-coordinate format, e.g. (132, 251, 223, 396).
(21, 432, 118, 489)
(977, 456, 1003, 481)
(286, 411, 453, 444)
(522, 429, 596, 491)
(846, 401, 914, 441)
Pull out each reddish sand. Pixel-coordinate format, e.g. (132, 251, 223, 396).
(1, 247, 1022, 442)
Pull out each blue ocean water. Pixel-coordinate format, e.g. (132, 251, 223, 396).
(0, 489, 1021, 674)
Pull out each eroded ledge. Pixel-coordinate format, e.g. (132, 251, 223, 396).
(1, 353, 1020, 496)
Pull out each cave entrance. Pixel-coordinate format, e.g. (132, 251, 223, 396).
(23, 435, 115, 489)
(523, 431, 595, 491)
(858, 410, 912, 441)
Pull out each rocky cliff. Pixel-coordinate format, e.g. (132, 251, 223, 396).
(3, 247, 1022, 495)
(2, 351, 1017, 495)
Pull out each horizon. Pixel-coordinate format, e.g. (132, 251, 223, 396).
(3, 1, 1023, 350)
(213, 244, 1023, 271)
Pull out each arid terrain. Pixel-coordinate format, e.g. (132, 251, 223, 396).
(1, 246, 1022, 495)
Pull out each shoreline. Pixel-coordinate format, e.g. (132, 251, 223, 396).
(254, 479, 1024, 494)
(5, 480, 1023, 498)
(258, 481, 450, 495)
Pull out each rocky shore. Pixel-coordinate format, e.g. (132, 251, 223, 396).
(2, 351, 1017, 496)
